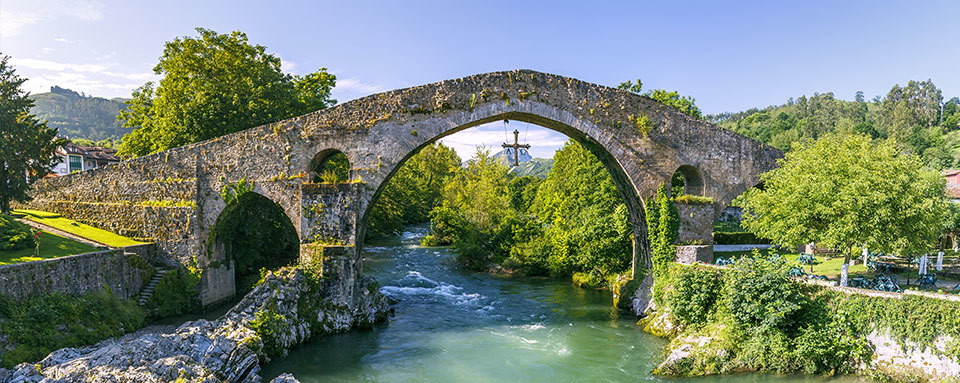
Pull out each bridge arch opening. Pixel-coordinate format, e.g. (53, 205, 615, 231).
(209, 191, 299, 291)
(309, 149, 351, 183)
(359, 112, 649, 284)
(671, 165, 705, 197)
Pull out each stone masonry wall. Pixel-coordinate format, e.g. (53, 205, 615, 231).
(676, 202, 714, 245)
(0, 249, 150, 301)
(14, 147, 201, 263)
(300, 183, 359, 246)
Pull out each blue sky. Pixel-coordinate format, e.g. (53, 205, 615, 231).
(2, 0, 958, 159)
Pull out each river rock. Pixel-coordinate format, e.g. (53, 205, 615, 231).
(2, 266, 389, 382)
(630, 273, 655, 317)
(269, 373, 300, 383)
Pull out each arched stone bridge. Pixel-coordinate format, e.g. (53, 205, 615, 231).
(17, 70, 782, 305)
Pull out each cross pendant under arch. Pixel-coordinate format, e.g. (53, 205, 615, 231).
(501, 129, 530, 167)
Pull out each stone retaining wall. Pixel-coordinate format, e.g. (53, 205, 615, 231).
(0, 250, 151, 301)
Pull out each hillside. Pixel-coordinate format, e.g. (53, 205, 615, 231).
(30, 86, 131, 141)
(492, 148, 553, 177)
(708, 81, 960, 169)
(513, 157, 554, 178)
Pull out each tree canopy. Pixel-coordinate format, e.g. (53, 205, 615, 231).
(0, 55, 65, 213)
(618, 79, 703, 119)
(714, 80, 960, 169)
(736, 133, 947, 285)
(117, 28, 336, 157)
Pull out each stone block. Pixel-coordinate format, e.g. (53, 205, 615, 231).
(675, 245, 714, 264)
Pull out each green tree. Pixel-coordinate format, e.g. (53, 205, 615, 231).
(618, 78, 703, 119)
(0, 55, 65, 213)
(648, 183, 679, 277)
(367, 142, 461, 238)
(525, 140, 632, 285)
(118, 28, 336, 157)
(736, 133, 947, 286)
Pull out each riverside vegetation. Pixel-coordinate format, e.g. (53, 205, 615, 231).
(646, 252, 960, 381)
(369, 140, 634, 289)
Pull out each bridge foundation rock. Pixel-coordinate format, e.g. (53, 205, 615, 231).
(1, 264, 388, 382)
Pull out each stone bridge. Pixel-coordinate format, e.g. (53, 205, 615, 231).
(16, 70, 782, 305)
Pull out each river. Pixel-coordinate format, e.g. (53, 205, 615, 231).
(261, 226, 865, 382)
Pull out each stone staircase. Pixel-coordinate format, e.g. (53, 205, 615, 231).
(137, 267, 171, 306)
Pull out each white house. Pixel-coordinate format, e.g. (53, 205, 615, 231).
(49, 141, 121, 177)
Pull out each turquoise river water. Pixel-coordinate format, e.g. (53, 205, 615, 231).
(261, 226, 866, 382)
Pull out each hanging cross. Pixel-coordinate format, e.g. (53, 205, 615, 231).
(501, 129, 530, 167)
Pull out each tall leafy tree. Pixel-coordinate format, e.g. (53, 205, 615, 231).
(118, 28, 336, 156)
(0, 55, 65, 213)
(618, 79, 703, 119)
(736, 133, 947, 286)
(366, 142, 461, 238)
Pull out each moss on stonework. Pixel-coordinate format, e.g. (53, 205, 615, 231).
(249, 305, 287, 358)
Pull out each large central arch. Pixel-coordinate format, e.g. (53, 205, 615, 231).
(354, 107, 651, 273)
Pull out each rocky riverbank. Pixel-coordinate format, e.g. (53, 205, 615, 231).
(0, 266, 389, 382)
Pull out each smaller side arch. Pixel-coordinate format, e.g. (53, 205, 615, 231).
(672, 164, 705, 196)
(308, 149, 351, 184)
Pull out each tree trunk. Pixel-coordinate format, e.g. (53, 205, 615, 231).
(0, 197, 9, 216)
(840, 253, 850, 287)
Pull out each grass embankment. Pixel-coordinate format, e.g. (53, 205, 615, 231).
(0, 232, 98, 266)
(13, 209, 146, 248)
(0, 291, 146, 368)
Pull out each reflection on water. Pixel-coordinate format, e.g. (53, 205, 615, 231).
(261, 225, 865, 383)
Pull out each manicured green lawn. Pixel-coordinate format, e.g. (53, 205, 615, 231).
(13, 210, 146, 248)
(716, 248, 960, 290)
(715, 249, 868, 278)
(0, 231, 99, 266)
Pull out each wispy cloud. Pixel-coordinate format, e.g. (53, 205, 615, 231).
(12, 57, 108, 73)
(0, 0, 103, 37)
(336, 78, 386, 94)
(280, 60, 298, 74)
(54, 37, 71, 43)
(439, 122, 569, 160)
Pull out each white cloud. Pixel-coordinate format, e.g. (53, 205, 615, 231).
(0, 0, 103, 37)
(439, 122, 569, 160)
(280, 60, 298, 74)
(11, 57, 108, 73)
(336, 78, 386, 94)
(54, 37, 71, 43)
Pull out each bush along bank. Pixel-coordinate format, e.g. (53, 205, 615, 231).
(640, 251, 960, 382)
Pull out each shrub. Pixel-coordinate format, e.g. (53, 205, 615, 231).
(713, 231, 769, 245)
(249, 307, 287, 357)
(0, 290, 145, 368)
(722, 251, 806, 334)
(673, 195, 714, 205)
(146, 268, 201, 318)
(664, 264, 723, 327)
(0, 215, 32, 251)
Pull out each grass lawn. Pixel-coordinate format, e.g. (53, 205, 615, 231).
(0, 231, 99, 266)
(715, 248, 960, 292)
(13, 210, 146, 248)
(715, 248, 868, 278)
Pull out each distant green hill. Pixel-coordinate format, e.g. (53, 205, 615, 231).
(30, 86, 131, 141)
(708, 83, 960, 169)
(512, 157, 554, 178)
